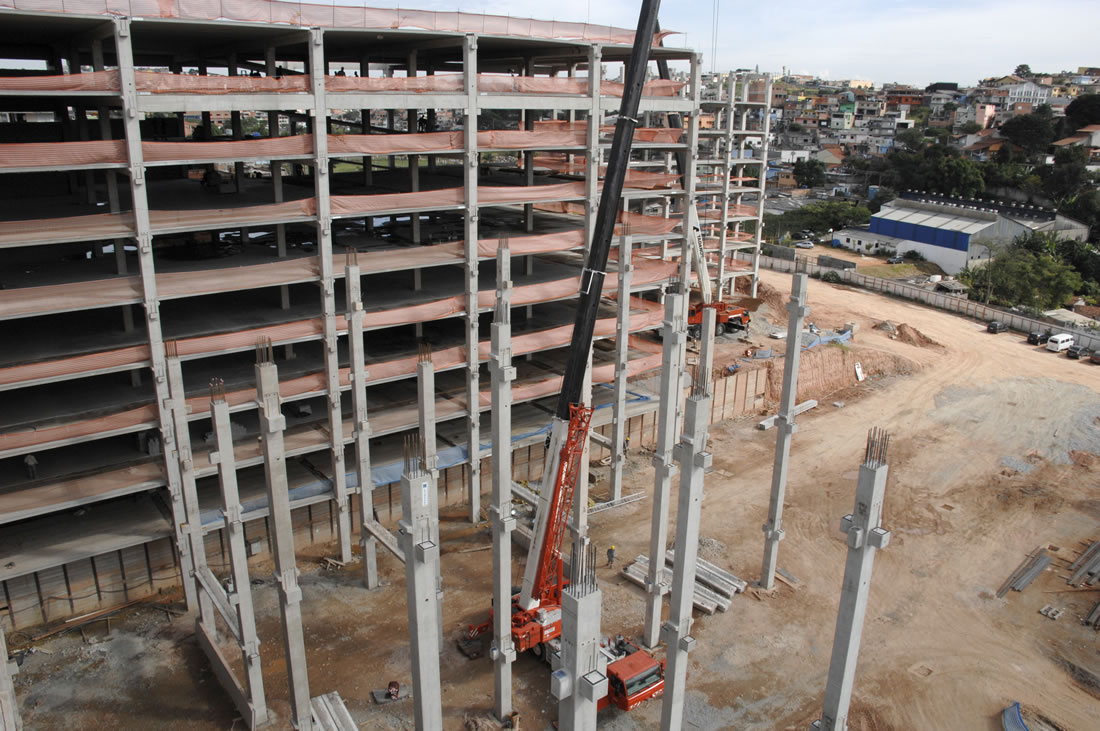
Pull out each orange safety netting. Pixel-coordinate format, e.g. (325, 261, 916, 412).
(2, 0, 677, 46)
(143, 135, 314, 162)
(0, 345, 152, 388)
(134, 70, 309, 94)
(0, 404, 158, 457)
(157, 257, 319, 299)
(534, 201, 681, 236)
(330, 182, 587, 216)
(0, 275, 142, 320)
(477, 76, 684, 98)
(326, 75, 463, 93)
(533, 120, 684, 144)
(0, 140, 127, 169)
(698, 204, 757, 219)
(148, 199, 316, 232)
(0, 212, 134, 248)
(0, 69, 119, 92)
(527, 154, 680, 189)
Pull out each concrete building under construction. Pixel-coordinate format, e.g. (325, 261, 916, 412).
(0, 1, 776, 728)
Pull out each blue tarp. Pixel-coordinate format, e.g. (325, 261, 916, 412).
(200, 387, 652, 527)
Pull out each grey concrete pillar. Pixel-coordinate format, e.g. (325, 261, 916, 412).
(489, 244, 517, 720)
(609, 237, 633, 502)
(760, 273, 810, 591)
(265, 46, 291, 320)
(399, 440, 444, 731)
(659, 309, 715, 731)
(750, 74, 774, 299)
(462, 35, 482, 524)
(554, 542, 604, 731)
(812, 429, 892, 731)
(309, 28, 353, 565)
(255, 345, 313, 730)
(165, 349, 216, 631)
(0, 624, 20, 731)
(416, 348, 443, 651)
(209, 385, 269, 728)
(643, 290, 686, 649)
(345, 254, 379, 589)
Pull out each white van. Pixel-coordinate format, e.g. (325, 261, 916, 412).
(1046, 333, 1074, 352)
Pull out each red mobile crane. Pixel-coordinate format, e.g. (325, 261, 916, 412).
(464, 0, 667, 714)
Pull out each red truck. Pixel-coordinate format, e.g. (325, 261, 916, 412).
(687, 301, 751, 338)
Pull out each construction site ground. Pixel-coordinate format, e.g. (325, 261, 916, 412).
(8, 267, 1100, 730)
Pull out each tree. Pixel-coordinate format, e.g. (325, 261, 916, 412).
(1065, 94, 1100, 132)
(921, 153, 986, 197)
(999, 106, 1056, 157)
(1014, 64, 1032, 77)
(910, 105, 932, 127)
(787, 122, 803, 132)
(960, 121, 983, 134)
(895, 127, 925, 151)
(1040, 145, 1092, 205)
(793, 158, 827, 188)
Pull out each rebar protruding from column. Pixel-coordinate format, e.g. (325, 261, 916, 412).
(489, 241, 517, 722)
(812, 428, 892, 731)
(643, 288, 686, 649)
(660, 308, 715, 731)
(556, 538, 604, 731)
(760, 273, 810, 591)
(415, 342, 443, 651)
(255, 355, 312, 730)
(399, 431, 444, 731)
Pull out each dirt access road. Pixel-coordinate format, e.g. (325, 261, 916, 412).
(9, 267, 1100, 730)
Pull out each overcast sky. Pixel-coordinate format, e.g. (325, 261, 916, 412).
(366, 0, 1100, 87)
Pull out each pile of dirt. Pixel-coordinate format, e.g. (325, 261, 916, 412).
(874, 320, 898, 335)
(734, 277, 787, 315)
(763, 344, 920, 404)
(895, 323, 942, 349)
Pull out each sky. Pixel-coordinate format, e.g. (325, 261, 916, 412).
(362, 0, 1100, 87)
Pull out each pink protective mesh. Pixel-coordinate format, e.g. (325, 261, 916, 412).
(331, 182, 586, 216)
(326, 75, 464, 93)
(533, 120, 683, 144)
(0, 275, 142, 320)
(478, 76, 684, 97)
(329, 132, 461, 156)
(0, 345, 152, 387)
(0, 404, 158, 456)
(533, 202, 681, 236)
(157, 257, 319, 299)
(0, 140, 126, 169)
(143, 135, 314, 162)
(173, 319, 324, 357)
(0, 69, 119, 92)
(698, 203, 757, 219)
(6, 0, 677, 46)
(528, 155, 680, 189)
(0, 212, 134, 248)
(147, 199, 316, 232)
(133, 70, 309, 94)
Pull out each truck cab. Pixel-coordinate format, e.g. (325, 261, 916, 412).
(598, 638, 665, 711)
(687, 301, 751, 338)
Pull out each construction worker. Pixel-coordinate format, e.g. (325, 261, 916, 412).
(24, 453, 37, 480)
(607, 545, 616, 568)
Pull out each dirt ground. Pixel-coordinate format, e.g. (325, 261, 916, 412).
(9, 267, 1100, 730)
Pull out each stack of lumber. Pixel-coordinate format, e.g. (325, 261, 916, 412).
(620, 552, 747, 615)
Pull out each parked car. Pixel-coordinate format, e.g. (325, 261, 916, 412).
(798, 229, 815, 239)
(987, 321, 1008, 334)
(886, 256, 904, 264)
(794, 241, 815, 249)
(1027, 330, 1052, 345)
(1067, 344, 1090, 359)
(1046, 333, 1074, 352)
(1091, 351, 1100, 364)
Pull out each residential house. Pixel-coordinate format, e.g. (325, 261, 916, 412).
(997, 79, 1052, 106)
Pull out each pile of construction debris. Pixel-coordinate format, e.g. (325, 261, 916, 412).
(621, 552, 747, 614)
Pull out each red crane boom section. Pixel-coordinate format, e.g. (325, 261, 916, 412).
(531, 403, 594, 605)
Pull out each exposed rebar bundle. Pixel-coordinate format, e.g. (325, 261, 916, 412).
(209, 377, 226, 403)
(567, 538, 598, 596)
(255, 337, 274, 366)
(403, 434, 425, 475)
(418, 340, 432, 363)
(346, 245, 358, 266)
(165, 340, 178, 358)
(863, 427, 890, 468)
(690, 363, 712, 399)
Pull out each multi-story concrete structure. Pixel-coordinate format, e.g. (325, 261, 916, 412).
(0, 1, 720, 635)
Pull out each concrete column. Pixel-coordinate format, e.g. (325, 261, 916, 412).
(309, 28, 353, 564)
(760, 273, 810, 591)
(399, 440, 444, 731)
(463, 35, 482, 523)
(812, 429, 892, 731)
(660, 309, 715, 731)
(416, 348, 443, 651)
(228, 55, 245, 193)
(165, 350, 216, 631)
(359, 52, 372, 188)
(643, 290, 685, 648)
(265, 47, 291, 318)
(554, 542, 604, 731)
(584, 46, 602, 250)
(716, 72, 736, 295)
(609, 236, 633, 502)
(750, 75, 774, 299)
(574, 351, 593, 536)
(345, 254, 378, 588)
(680, 55, 703, 299)
(0, 624, 20, 731)
(489, 243, 517, 721)
(113, 17, 198, 612)
(209, 386, 269, 727)
(255, 346, 313, 730)
(407, 51, 421, 245)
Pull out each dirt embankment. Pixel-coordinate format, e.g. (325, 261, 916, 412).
(762, 343, 920, 405)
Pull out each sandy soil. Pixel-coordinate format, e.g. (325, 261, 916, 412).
(9, 268, 1100, 730)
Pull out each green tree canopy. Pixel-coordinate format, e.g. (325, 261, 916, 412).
(960, 121, 983, 134)
(998, 106, 1056, 157)
(1065, 94, 1100, 132)
(895, 127, 925, 151)
(1040, 146, 1093, 205)
(1014, 64, 1032, 77)
(793, 158, 827, 188)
